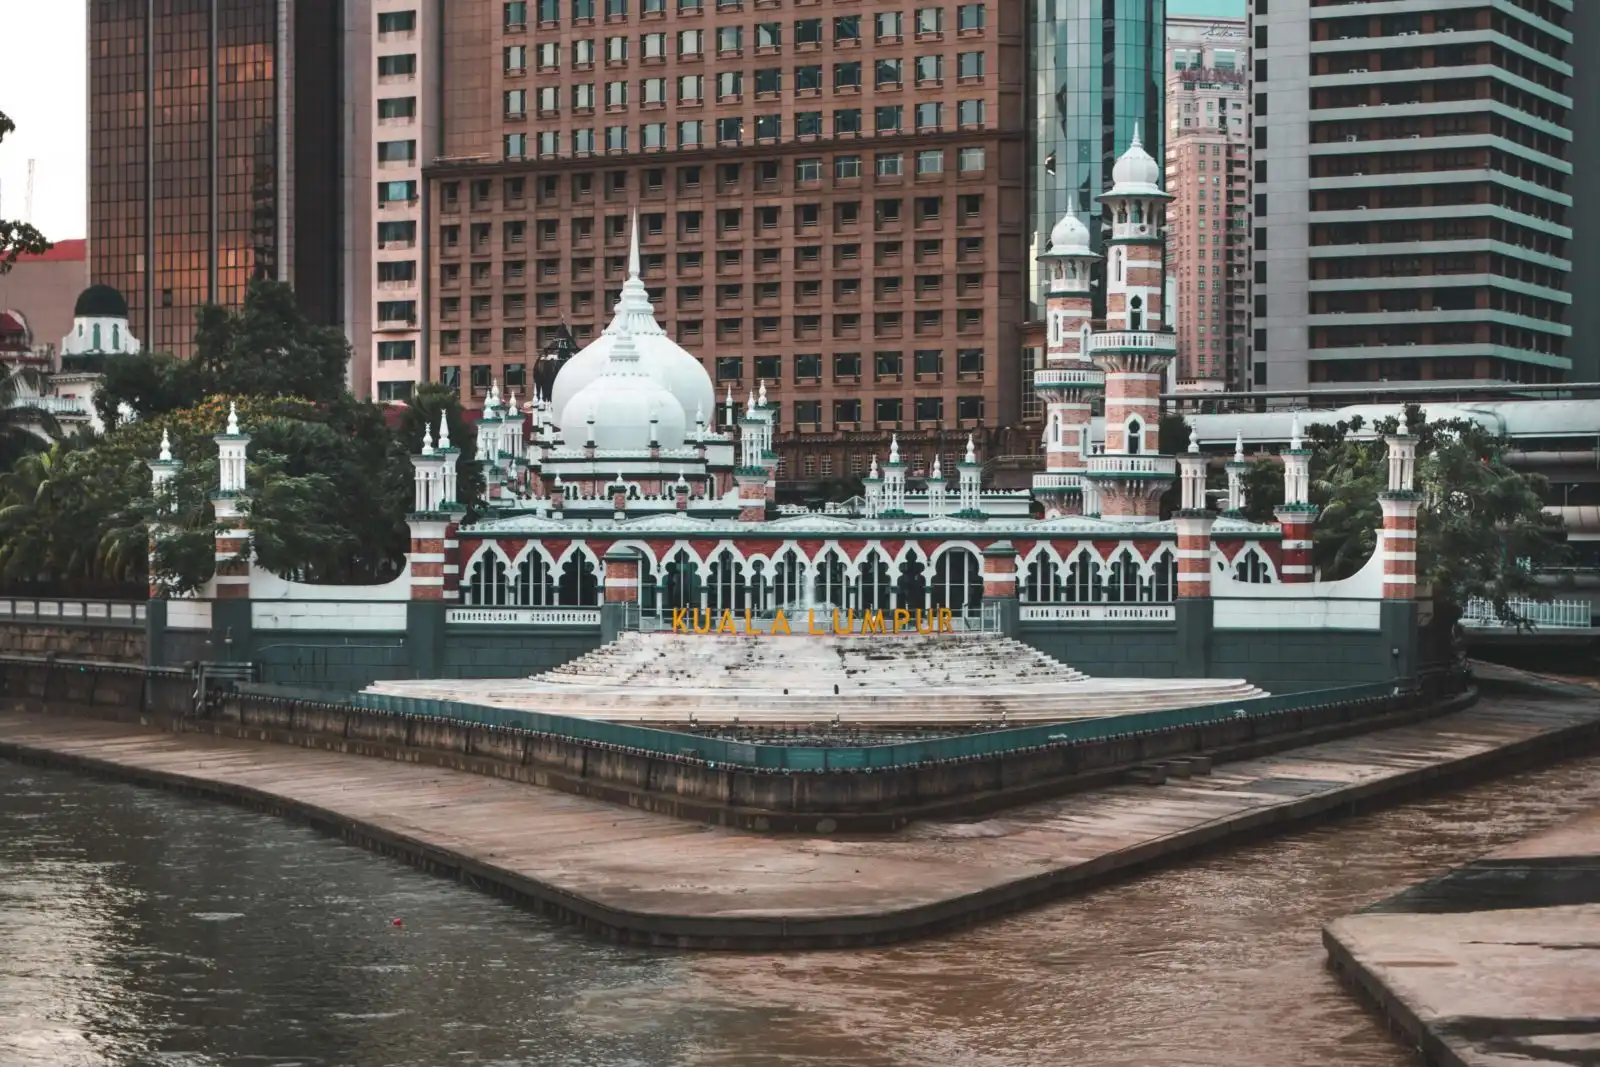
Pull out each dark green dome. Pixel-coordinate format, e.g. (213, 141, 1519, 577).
(74, 284, 129, 319)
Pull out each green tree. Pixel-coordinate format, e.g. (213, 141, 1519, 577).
(94, 350, 206, 425)
(0, 111, 51, 274)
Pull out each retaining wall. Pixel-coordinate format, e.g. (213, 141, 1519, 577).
(0, 655, 1473, 832)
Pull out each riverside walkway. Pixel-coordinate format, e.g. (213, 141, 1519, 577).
(2, 679, 1597, 949)
(1325, 805, 1600, 1067)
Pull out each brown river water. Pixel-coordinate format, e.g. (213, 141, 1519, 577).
(2, 708, 1597, 1066)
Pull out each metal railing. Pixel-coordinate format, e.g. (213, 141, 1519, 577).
(0, 598, 147, 627)
(621, 600, 1002, 634)
(1459, 597, 1593, 630)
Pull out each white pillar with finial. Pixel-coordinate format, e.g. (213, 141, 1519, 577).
(925, 453, 947, 518)
(211, 402, 253, 601)
(1224, 430, 1249, 515)
(956, 434, 984, 517)
(863, 455, 883, 519)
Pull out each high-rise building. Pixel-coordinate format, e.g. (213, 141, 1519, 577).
(1030, 0, 1165, 317)
(423, 0, 1030, 479)
(1164, 15, 1250, 390)
(1251, 0, 1575, 390)
(364, 1, 444, 402)
(88, 0, 347, 361)
(1570, 0, 1598, 382)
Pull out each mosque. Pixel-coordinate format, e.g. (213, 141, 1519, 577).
(145, 134, 1425, 714)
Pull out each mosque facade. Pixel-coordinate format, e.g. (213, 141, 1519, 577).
(144, 136, 1424, 694)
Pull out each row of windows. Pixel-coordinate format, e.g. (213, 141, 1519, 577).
(503, 103, 986, 157)
(437, 307, 987, 347)
(506, 1, 986, 34)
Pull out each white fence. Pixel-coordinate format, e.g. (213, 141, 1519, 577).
(0, 598, 146, 627)
(1459, 597, 1593, 630)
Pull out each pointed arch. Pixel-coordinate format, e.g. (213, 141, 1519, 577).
(462, 543, 515, 606)
(556, 545, 601, 605)
(1234, 544, 1275, 584)
(1144, 545, 1178, 602)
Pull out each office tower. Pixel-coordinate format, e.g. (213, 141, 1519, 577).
(1165, 15, 1249, 390)
(425, 0, 1029, 479)
(88, 0, 346, 361)
(1030, 0, 1165, 317)
(1251, 0, 1575, 390)
(365, 1, 444, 402)
(1571, 0, 1597, 381)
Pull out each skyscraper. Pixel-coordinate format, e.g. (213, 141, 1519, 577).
(1165, 15, 1249, 390)
(1030, 0, 1166, 317)
(88, 0, 346, 360)
(1251, 0, 1575, 390)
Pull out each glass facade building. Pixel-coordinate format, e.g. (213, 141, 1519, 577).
(1030, 0, 1166, 316)
(88, 0, 342, 356)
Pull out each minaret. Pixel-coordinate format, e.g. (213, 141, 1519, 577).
(1085, 127, 1179, 523)
(408, 412, 467, 607)
(955, 435, 984, 518)
(863, 455, 883, 519)
(212, 403, 252, 600)
(1223, 431, 1250, 517)
(880, 434, 908, 516)
(1275, 413, 1318, 582)
(1033, 211, 1105, 518)
(925, 454, 947, 518)
(146, 430, 184, 600)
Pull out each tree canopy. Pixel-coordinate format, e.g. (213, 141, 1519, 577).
(0, 111, 51, 274)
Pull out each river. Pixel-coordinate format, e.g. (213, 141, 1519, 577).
(2, 743, 1597, 1067)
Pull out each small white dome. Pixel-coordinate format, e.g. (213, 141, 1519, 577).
(1049, 212, 1091, 254)
(560, 331, 688, 451)
(1109, 125, 1165, 194)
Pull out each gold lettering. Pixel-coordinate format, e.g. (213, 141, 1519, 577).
(863, 610, 885, 633)
(692, 608, 712, 635)
(937, 608, 954, 633)
(743, 608, 755, 634)
(893, 608, 911, 633)
(771, 610, 791, 635)
(914, 609, 934, 635)
(832, 609, 856, 635)
(808, 610, 826, 635)
(717, 609, 736, 634)
(671, 608, 688, 633)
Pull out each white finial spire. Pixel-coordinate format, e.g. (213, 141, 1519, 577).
(1234, 431, 1244, 461)
(158, 429, 172, 462)
(628, 208, 642, 280)
(1188, 436, 1200, 454)
(724, 385, 733, 426)
(226, 402, 239, 436)
(889, 434, 900, 464)
(1130, 121, 1143, 149)
(964, 434, 976, 464)
(758, 380, 768, 408)
(869, 455, 879, 479)
(676, 471, 687, 487)
(1290, 412, 1303, 451)
(694, 403, 704, 428)
(438, 412, 451, 450)
(507, 388, 518, 415)
(746, 388, 755, 414)
(422, 423, 435, 456)
(931, 453, 942, 478)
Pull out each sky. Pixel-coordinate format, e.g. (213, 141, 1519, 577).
(0, 0, 1242, 245)
(0, 2, 86, 242)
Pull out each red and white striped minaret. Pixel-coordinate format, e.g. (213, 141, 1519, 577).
(1275, 413, 1319, 582)
(1379, 434, 1421, 601)
(1085, 127, 1178, 523)
(1033, 211, 1105, 518)
(1174, 440, 1214, 600)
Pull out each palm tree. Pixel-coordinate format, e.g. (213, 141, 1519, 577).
(0, 364, 61, 469)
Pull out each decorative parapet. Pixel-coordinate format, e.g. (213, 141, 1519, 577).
(1034, 367, 1106, 389)
(1089, 331, 1178, 355)
(1084, 454, 1178, 479)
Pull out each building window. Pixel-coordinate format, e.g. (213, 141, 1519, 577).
(795, 157, 821, 182)
(835, 61, 862, 90)
(716, 356, 743, 381)
(914, 397, 943, 422)
(834, 352, 862, 378)
(916, 149, 943, 175)
(916, 54, 942, 84)
(377, 380, 414, 402)
(796, 111, 822, 137)
(875, 397, 903, 424)
(876, 152, 903, 177)
(957, 99, 984, 126)
(378, 10, 417, 32)
(795, 354, 822, 380)
(957, 146, 985, 173)
(678, 120, 702, 146)
(716, 116, 743, 144)
(834, 398, 862, 424)
(876, 58, 903, 87)
(875, 106, 903, 134)
(956, 396, 983, 421)
(504, 133, 528, 158)
(378, 54, 417, 77)
(916, 102, 943, 130)
(956, 3, 984, 30)
(378, 139, 417, 163)
(377, 96, 416, 119)
(378, 340, 417, 362)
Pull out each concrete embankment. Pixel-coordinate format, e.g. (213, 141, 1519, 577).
(1325, 751, 1600, 1067)
(2, 673, 1597, 949)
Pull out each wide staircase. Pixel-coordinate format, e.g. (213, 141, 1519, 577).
(368, 632, 1268, 729)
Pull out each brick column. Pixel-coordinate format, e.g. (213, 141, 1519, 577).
(1379, 434, 1421, 685)
(1175, 512, 1215, 600)
(601, 546, 640, 643)
(1379, 494, 1420, 601)
(982, 540, 1019, 636)
(1274, 508, 1318, 582)
(735, 470, 766, 522)
(406, 518, 451, 601)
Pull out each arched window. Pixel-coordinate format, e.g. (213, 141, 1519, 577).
(1113, 250, 1123, 282)
(112, 324, 121, 350)
(1235, 547, 1273, 584)
(773, 548, 805, 608)
(1106, 548, 1141, 603)
(1127, 418, 1143, 455)
(813, 549, 848, 608)
(1023, 554, 1062, 604)
(463, 551, 511, 606)
(1129, 294, 1143, 331)
(747, 559, 770, 613)
(931, 549, 983, 614)
(860, 550, 895, 610)
(661, 548, 700, 609)
(1132, 201, 1144, 224)
(1065, 552, 1102, 603)
(558, 552, 600, 605)
(92, 323, 101, 350)
(515, 554, 556, 606)
(707, 548, 746, 612)
(1145, 549, 1177, 602)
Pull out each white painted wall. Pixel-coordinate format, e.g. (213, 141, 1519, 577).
(252, 601, 408, 632)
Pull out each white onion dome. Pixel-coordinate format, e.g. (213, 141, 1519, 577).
(1047, 212, 1092, 255)
(560, 328, 688, 451)
(1106, 125, 1169, 198)
(549, 217, 714, 434)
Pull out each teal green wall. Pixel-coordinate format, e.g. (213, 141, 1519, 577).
(444, 628, 600, 678)
(1020, 625, 1180, 678)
